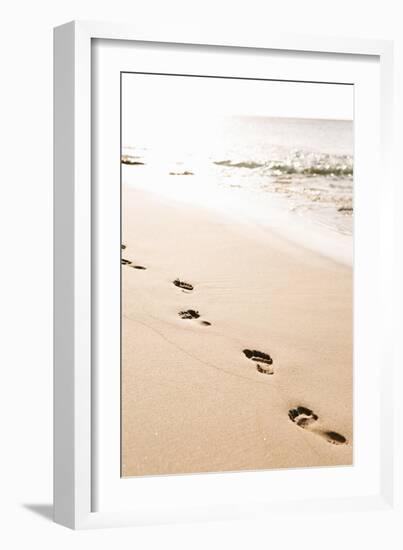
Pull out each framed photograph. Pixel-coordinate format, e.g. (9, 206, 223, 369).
(54, 21, 396, 529)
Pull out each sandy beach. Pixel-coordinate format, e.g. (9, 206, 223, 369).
(121, 185, 353, 477)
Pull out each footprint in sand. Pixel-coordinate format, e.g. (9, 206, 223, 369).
(243, 348, 274, 375)
(288, 406, 347, 445)
(288, 406, 318, 427)
(173, 279, 194, 292)
(179, 309, 200, 319)
(323, 431, 348, 445)
(178, 309, 212, 326)
(121, 257, 147, 270)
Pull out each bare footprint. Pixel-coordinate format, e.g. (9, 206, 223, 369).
(173, 278, 194, 291)
(179, 309, 200, 319)
(121, 255, 147, 270)
(243, 348, 274, 375)
(288, 406, 318, 428)
(288, 406, 347, 445)
(178, 309, 212, 326)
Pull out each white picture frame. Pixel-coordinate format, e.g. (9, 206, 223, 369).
(54, 20, 397, 530)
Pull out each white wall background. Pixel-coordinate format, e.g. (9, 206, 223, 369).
(0, 0, 402, 548)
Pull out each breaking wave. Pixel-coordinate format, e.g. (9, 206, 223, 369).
(214, 151, 353, 178)
(214, 160, 265, 169)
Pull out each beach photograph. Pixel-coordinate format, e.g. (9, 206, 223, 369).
(120, 73, 353, 477)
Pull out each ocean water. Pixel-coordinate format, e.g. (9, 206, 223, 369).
(122, 116, 353, 255)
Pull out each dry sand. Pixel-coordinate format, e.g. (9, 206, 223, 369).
(121, 185, 353, 477)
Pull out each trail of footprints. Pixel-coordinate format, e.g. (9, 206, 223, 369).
(121, 243, 348, 447)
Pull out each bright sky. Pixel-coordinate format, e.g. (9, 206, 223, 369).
(122, 73, 353, 147)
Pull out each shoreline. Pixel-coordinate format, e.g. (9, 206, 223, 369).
(122, 168, 353, 267)
(121, 185, 353, 477)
